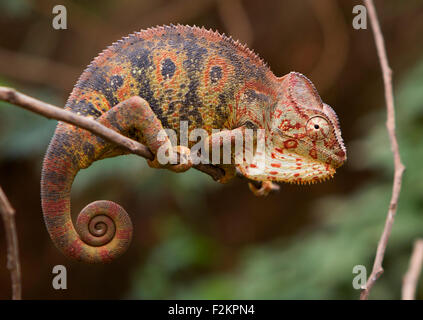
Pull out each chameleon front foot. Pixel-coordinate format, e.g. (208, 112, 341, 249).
(147, 145, 193, 173)
(248, 181, 280, 197)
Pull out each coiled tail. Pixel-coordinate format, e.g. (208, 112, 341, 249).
(41, 122, 133, 263)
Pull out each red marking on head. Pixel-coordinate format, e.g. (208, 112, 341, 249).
(250, 164, 257, 168)
(279, 119, 302, 131)
(275, 147, 283, 154)
(275, 109, 283, 119)
(283, 139, 298, 149)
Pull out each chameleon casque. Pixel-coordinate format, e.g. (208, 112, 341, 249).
(41, 25, 346, 263)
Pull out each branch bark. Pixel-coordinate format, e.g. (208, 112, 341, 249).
(360, 0, 406, 300)
(402, 239, 423, 300)
(0, 187, 22, 300)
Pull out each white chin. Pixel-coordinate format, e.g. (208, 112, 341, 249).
(236, 145, 335, 184)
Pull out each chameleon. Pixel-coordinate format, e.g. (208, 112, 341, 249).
(41, 25, 346, 263)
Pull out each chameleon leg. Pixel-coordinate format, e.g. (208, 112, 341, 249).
(98, 96, 192, 173)
(202, 126, 246, 184)
(202, 126, 279, 195)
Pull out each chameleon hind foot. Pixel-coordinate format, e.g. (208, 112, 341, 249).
(217, 165, 237, 184)
(248, 181, 280, 197)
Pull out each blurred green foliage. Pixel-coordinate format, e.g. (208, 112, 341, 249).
(0, 0, 32, 18)
(128, 57, 423, 300)
(0, 86, 57, 160)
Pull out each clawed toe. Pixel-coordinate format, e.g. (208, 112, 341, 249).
(148, 145, 192, 173)
(248, 181, 280, 196)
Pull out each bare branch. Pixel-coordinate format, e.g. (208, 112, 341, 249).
(0, 187, 22, 300)
(402, 239, 423, 300)
(360, 0, 406, 300)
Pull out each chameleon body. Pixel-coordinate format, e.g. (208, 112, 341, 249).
(41, 25, 346, 263)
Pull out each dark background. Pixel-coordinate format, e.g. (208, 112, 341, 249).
(0, 0, 423, 299)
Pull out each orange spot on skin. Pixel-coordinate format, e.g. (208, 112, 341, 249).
(271, 163, 281, 168)
(294, 173, 300, 177)
(204, 56, 231, 92)
(153, 51, 181, 88)
(269, 171, 278, 175)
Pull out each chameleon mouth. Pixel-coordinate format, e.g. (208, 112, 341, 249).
(236, 145, 336, 185)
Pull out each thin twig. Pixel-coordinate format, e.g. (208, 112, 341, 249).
(360, 0, 406, 300)
(0, 187, 22, 300)
(402, 239, 423, 300)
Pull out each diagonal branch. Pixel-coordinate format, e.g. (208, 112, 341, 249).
(360, 0, 406, 300)
(0, 187, 22, 300)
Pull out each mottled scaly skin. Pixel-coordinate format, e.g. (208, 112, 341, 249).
(41, 25, 346, 263)
(67, 25, 276, 138)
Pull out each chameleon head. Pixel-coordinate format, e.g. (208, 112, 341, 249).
(237, 72, 346, 184)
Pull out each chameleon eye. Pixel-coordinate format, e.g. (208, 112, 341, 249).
(306, 116, 330, 140)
